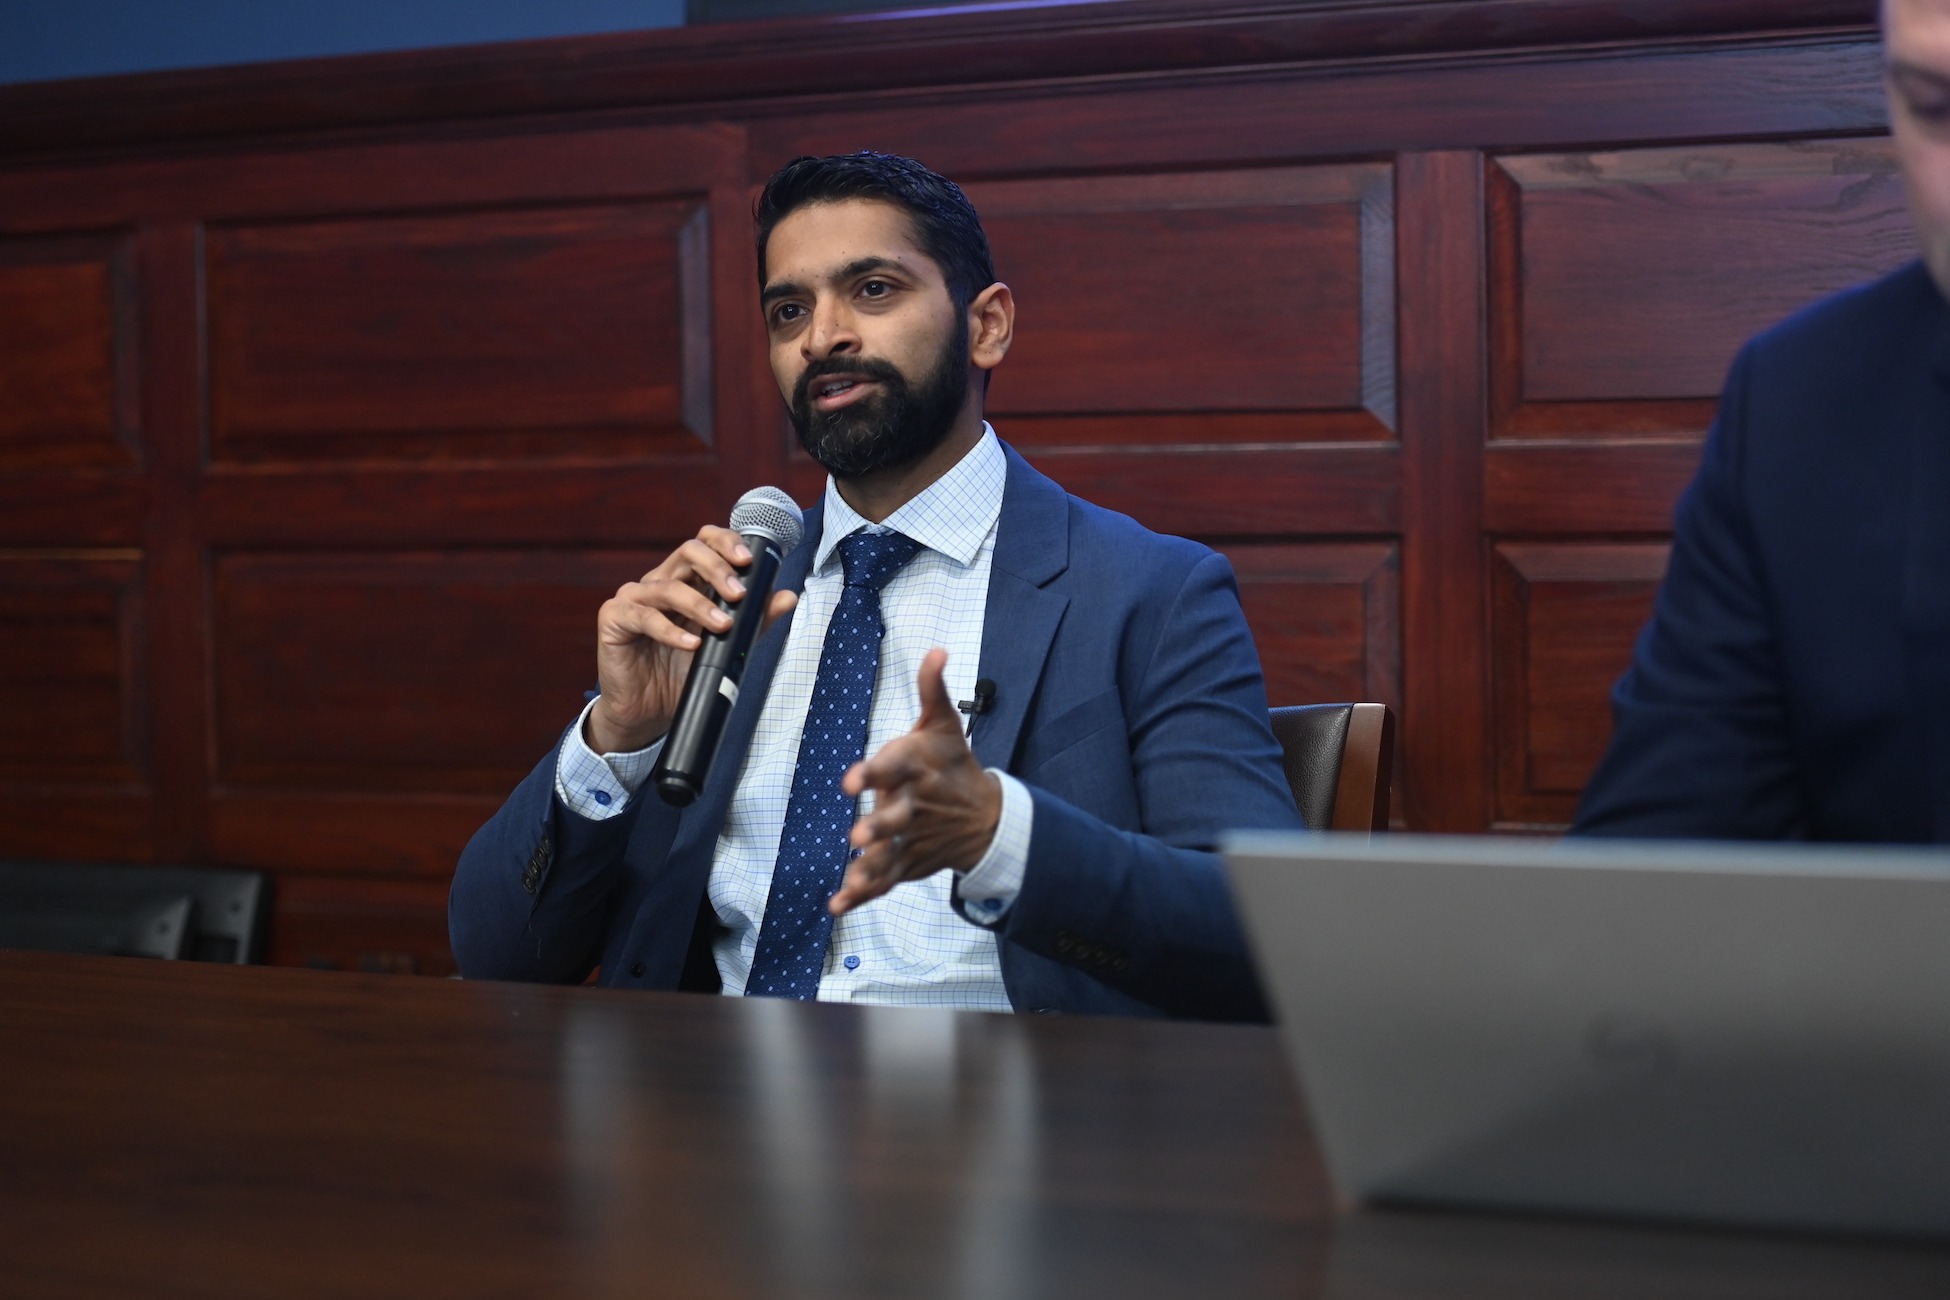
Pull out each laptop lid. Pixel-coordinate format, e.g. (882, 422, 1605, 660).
(1225, 832, 1950, 1239)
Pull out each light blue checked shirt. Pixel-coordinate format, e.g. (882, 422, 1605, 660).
(555, 428, 1028, 1010)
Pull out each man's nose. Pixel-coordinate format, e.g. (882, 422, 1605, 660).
(805, 299, 861, 358)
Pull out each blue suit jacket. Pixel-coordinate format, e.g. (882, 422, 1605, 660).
(449, 445, 1302, 1019)
(1576, 260, 1950, 842)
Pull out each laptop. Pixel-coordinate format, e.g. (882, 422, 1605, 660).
(1224, 832, 1950, 1240)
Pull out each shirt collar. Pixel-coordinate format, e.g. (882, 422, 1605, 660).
(813, 424, 1006, 573)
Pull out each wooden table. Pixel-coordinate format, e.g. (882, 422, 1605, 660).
(3, 952, 1948, 1298)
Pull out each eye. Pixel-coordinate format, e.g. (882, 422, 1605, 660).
(859, 279, 892, 300)
(771, 302, 805, 326)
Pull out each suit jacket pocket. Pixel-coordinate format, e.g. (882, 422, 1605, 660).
(1015, 688, 1126, 778)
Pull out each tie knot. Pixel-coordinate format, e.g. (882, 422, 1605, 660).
(837, 530, 921, 592)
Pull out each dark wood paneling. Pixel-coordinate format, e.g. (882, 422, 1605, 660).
(974, 166, 1393, 445)
(0, 552, 150, 862)
(0, 233, 135, 470)
(1491, 543, 1670, 828)
(1490, 139, 1915, 439)
(212, 550, 653, 795)
(0, 552, 143, 782)
(0, 0, 1877, 157)
(1485, 439, 1707, 535)
(208, 202, 711, 463)
(264, 876, 458, 974)
(1227, 543, 1401, 713)
(1398, 151, 1491, 833)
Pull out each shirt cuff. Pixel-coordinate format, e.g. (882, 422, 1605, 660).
(553, 696, 661, 821)
(955, 770, 1031, 926)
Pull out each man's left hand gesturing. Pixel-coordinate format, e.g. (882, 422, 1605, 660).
(830, 647, 1000, 915)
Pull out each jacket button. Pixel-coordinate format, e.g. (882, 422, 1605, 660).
(629, 962, 646, 978)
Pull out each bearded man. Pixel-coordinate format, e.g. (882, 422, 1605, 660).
(449, 152, 1301, 1020)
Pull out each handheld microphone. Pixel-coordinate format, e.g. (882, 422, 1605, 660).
(652, 487, 804, 807)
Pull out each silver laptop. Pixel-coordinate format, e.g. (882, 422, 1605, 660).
(1224, 832, 1950, 1239)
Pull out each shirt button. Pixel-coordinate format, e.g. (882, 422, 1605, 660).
(843, 955, 861, 971)
(592, 789, 612, 807)
(629, 962, 646, 978)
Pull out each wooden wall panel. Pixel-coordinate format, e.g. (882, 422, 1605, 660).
(1227, 543, 1400, 713)
(0, 552, 144, 783)
(208, 202, 712, 464)
(1490, 544, 1670, 829)
(973, 166, 1394, 446)
(0, 233, 136, 470)
(1490, 140, 1915, 439)
(212, 550, 654, 794)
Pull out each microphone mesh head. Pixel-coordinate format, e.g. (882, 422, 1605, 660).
(729, 486, 804, 552)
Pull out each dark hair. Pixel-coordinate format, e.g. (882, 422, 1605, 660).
(754, 152, 997, 312)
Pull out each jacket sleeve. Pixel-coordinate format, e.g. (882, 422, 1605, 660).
(1573, 344, 1808, 839)
(998, 551, 1303, 1021)
(448, 726, 646, 982)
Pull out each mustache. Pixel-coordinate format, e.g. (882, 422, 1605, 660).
(792, 356, 907, 411)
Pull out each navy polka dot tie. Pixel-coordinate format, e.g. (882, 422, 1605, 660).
(746, 529, 922, 999)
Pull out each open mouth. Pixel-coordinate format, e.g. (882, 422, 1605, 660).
(811, 375, 877, 411)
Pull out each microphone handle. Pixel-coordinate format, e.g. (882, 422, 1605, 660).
(652, 532, 785, 807)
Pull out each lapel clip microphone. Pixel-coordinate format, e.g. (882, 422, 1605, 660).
(958, 679, 997, 738)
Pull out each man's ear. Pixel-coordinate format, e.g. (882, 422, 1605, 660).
(968, 282, 1014, 374)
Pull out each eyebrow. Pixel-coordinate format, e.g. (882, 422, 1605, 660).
(759, 255, 910, 307)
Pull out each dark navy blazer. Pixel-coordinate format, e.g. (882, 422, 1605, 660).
(449, 444, 1302, 1020)
(1576, 260, 1950, 843)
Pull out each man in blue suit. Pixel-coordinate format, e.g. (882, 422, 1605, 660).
(1576, 0, 1950, 841)
(449, 153, 1300, 1019)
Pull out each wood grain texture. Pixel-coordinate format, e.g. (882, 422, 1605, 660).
(1397, 151, 1490, 833)
(1491, 543, 1671, 828)
(0, 0, 1878, 157)
(973, 166, 1394, 443)
(0, 953, 1326, 1299)
(0, 552, 143, 783)
(207, 202, 712, 463)
(211, 550, 652, 794)
(1489, 140, 1916, 439)
(0, 234, 134, 469)
(6, 951, 1949, 1298)
(1226, 543, 1401, 715)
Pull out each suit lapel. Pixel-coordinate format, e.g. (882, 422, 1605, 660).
(971, 447, 1072, 771)
(1908, 322, 1950, 841)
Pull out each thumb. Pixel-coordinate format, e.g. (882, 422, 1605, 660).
(914, 648, 960, 733)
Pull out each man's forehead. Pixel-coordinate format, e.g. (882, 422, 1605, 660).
(763, 199, 937, 285)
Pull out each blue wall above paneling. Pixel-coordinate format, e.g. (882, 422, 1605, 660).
(0, 0, 687, 85)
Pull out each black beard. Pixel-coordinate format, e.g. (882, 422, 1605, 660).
(789, 318, 969, 479)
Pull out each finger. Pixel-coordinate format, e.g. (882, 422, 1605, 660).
(830, 846, 902, 915)
(841, 737, 926, 798)
(636, 578, 734, 638)
(913, 647, 962, 733)
(760, 589, 798, 637)
(697, 524, 755, 568)
(669, 537, 750, 605)
(601, 595, 707, 652)
(849, 790, 914, 852)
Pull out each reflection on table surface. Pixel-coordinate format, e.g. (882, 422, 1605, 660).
(2, 950, 1946, 1298)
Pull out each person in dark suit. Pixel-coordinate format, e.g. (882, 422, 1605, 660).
(449, 153, 1301, 1020)
(1576, 0, 1950, 841)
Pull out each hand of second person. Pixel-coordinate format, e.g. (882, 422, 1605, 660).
(587, 525, 797, 754)
(830, 648, 1002, 915)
